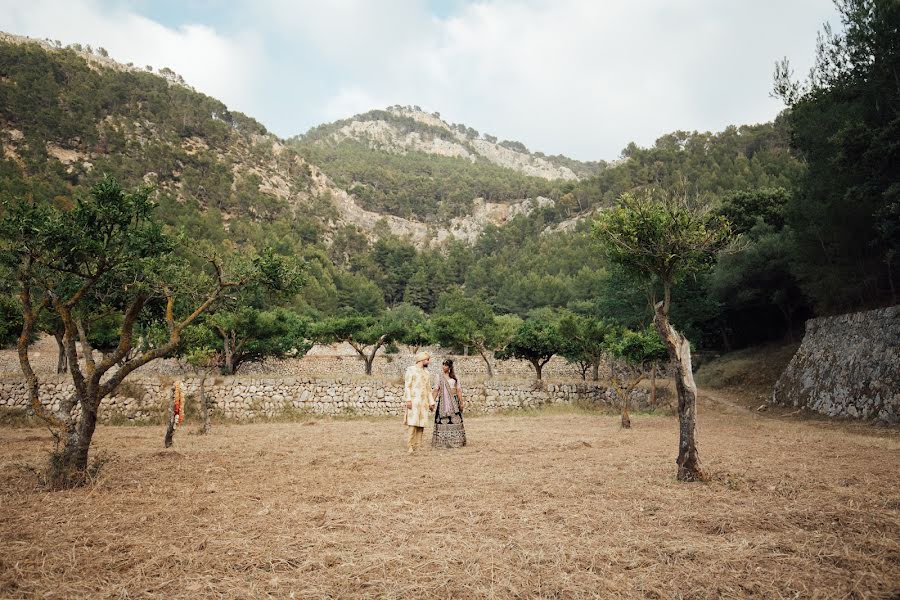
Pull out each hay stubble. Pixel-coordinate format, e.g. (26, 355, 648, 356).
(1, 397, 898, 598)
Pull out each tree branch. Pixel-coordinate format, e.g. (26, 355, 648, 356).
(74, 315, 96, 378)
(99, 283, 231, 398)
(16, 265, 61, 428)
(94, 292, 149, 381)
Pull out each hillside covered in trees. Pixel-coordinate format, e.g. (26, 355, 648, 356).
(290, 106, 589, 222)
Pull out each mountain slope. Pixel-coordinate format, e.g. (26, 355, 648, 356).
(289, 106, 607, 223)
(296, 105, 602, 180)
(0, 33, 804, 252)
(0, 34, 330, 230)
(0, 35, 574, 248)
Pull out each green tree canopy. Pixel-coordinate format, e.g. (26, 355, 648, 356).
(773, 0, 900, 311)
(495, 310, 566, 380)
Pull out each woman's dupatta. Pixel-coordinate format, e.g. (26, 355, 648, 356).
(437, 374, 455, 415)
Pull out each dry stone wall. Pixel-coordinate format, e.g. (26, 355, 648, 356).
(0, 374, 650, 423)
(772, 305, 899, 423)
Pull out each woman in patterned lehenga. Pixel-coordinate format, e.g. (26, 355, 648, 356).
(432, 359, 466, 448)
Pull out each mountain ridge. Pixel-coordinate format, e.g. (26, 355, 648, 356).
(0, 32, 801, 253)
(294, 105, 604, 180)
(0, 33, 575, 249)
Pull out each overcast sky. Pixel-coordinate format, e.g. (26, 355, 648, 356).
(1, 0, 839, 160)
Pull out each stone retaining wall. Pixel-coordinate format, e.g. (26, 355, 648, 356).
(772, 305, 899, 423)
(0, 374, 651, 423)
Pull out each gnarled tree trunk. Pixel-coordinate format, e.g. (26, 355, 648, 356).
(609, 364, 643, 430)
(530, 358, 544, 380)
(164, 387, 176, 448)
(53, 331, 67, 374)
(199, 375, 211, 434)
(621, 399, 632, 429)
(654, 302, 704, 481)
(476, 346, 494, 378)
(350, 335, 387, 376)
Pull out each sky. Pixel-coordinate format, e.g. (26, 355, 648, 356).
(0, 0, 840, 161)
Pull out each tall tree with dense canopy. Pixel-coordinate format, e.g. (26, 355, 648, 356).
(773, 0, 900, 311)
(594, 188, 732, 480)
(0, 176, 263, 488)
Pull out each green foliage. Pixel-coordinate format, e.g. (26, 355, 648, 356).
(495, 310, 566, 379)
(602, 326, 667, 366)
(430, 289, 519, 366)
(202, 307, 311, 374)
(312, 314, 376, 346)
(773, 0, 900, 312)
(382, 303, 431, 349)
(314, 305, 418, 349)
(0, 38, 315, 265)
(290, 104, 578, 222)
(718, 187, 790, 234)
(367, 236, 418, 306)
(558, 122, 804, 219)
(333, 270, 387, 316)
(558, 311, 613, 376)
(0, 293, 22, 347)
(295, 138, 561, 221)
(593, 188, 734, 291)
(709, 189, 809, 345)
(0, 175, 177, 305)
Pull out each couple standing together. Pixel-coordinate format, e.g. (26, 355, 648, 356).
(403, 351, 466, 454)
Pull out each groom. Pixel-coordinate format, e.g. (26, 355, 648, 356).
(404, 351, 435, 454)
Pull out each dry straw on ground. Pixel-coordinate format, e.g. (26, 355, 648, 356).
(1, 393, 898, 599)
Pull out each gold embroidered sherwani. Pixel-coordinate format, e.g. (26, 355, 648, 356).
(404, 365, 433, 451)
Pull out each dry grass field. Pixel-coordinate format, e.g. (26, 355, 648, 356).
(1, 394, 899, 599)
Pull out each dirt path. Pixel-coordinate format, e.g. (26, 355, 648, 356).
(1, 403, 898, 599)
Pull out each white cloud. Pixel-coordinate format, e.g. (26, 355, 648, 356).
(286, 0, 839, 159)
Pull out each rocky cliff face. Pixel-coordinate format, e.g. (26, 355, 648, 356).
(317, 106, 583, 181)
(772, 305, 899, 423)
(310, 162, 556, 247)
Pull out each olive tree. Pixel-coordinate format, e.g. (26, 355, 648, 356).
(602, 326, 666, 429)
(594, 188, 732, 480)
(430, 290, 520, 378)
(495, 310, 565, 381)
(0, 176, 264, 488)
(558, 312, 613, 382)
(313, 306, 415, 376)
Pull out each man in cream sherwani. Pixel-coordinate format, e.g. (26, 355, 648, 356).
(404, 351, 435, 454)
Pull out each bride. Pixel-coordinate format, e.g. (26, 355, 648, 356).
(432, 359, 467, 448)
